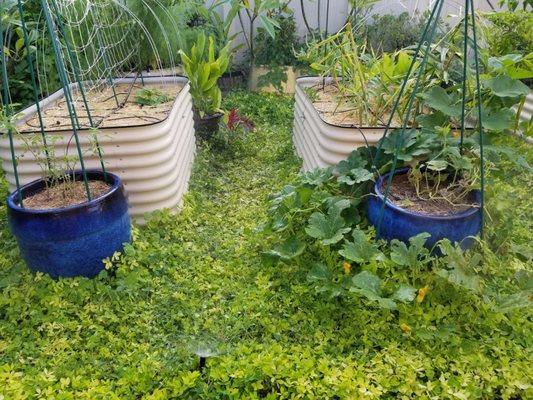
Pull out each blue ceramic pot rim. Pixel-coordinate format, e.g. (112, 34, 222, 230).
(374, 168, 481, 221)
(7, 170, 122, 216)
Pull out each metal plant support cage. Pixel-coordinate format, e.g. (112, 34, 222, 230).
(371, 0, 486, 239)
(0, 0, 182, 209)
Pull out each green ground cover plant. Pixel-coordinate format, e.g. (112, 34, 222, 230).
(0, 91, 532, 399)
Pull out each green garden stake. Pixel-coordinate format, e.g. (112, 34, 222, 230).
(459, 0, 470, 154)
(17, 0, 52, 171)
(376, 0, 445, 236)
(469, 0, 485, 239)
(372, 0, 442, 170)
(40, 0, 92, 200)
(0, 19, 23, 206)
(48, 0, 107, 178)
(374, 0, 486, 242)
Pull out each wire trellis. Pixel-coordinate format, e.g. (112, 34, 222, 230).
(0, 0, 182, 205)
(373, 0, 486, 239)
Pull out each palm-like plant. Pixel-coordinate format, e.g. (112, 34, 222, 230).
(179, 33, 230, 117)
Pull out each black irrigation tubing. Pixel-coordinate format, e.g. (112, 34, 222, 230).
(0, 19, 23, 206)
(105, 115, 163, 122)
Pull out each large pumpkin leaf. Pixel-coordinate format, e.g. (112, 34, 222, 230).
(392, 284, 417, 302)
(420, 86, 461, 118)
(299, 167, 333, 186)
(350, 271, 397, 309)
(483, 75, 529, 98)
(305, 199, 351, 245)
(337, 167, 374, 186)
(477, 107, 516, 131)
(336, 149, 369, 176)
(307, 263, 344, 297)
(390, 233, 431, 266)
(339, 229, 381, 263)
(350, 270, 381, 297)
(264, 236, 306, 262)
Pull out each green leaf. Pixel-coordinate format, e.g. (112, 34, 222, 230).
(437, 240, 482, 292)
(479, 107, 515, 131)
(494, 290, 532, 313)
(307, 263, 331, 282)
(350, 271, 397, 309)
(299, 167, 333, 186)
(483, 76, 529, 98)
(258, 15, 279, 39)
(416, 111, 450, 128)
(390, 233, 430, 266)
(336, 150, 369, 176)
(305, 211, 350, 245)
(339, 229, 380, 264)
(420, 86, 461, 118)
(265, 236, 306, 262)
(392, 285, 417, 302)
(380, 129, 435, 162)
(337, 168, 374, 186)
(350, 270, 381, 297)
(426, 159, 448, 171)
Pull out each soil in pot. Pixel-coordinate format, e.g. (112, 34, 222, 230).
(383, 173, 479, 216)
(23, 180, 111, 210)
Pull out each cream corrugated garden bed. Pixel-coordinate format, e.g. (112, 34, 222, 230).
(293, 76, 386, 171)
(0, 76, 196, 223)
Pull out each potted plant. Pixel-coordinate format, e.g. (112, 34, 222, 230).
(7, 169, 131, 278)
(250, 8, 303, 93)
(236, 0, 289, 90)
(1, 109, 131, 278)
(180, 33, 230, 139)
(366, 127, 483, 249)
(366, 63, 530, 248)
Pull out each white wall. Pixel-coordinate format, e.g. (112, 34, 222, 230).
(223, 0, 507, 64)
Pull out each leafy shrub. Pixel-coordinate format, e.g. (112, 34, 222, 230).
(0, 0, 60, 109)
(364, 12, 428, 54)
(254, 11, 301, 67)
(180, 33, 230, 116)
(483, 11, 533, 57)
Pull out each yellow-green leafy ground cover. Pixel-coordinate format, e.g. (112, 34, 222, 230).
(0, 92, 532, 399)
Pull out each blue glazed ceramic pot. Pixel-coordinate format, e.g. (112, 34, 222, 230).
(7, 170, 131, 278)
(367, 168, 481, 249)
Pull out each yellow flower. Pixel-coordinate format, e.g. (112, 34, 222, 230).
(400, 323, 411, 333)
(452, 130, 460, 138)
(416, 285, 429, 303)
(343, 262, 351, 275)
